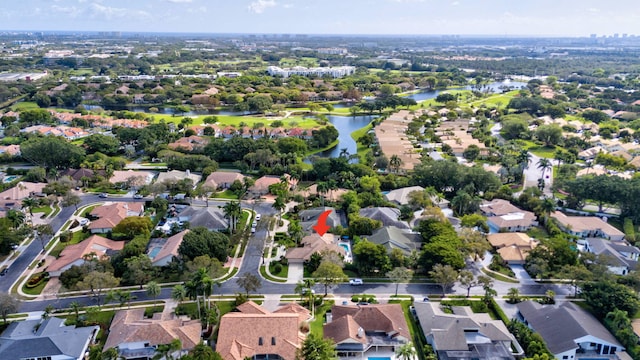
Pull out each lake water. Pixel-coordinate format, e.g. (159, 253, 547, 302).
(313, 115, 376, 160)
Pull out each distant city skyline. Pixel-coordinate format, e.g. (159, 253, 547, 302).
(1, 0, 639, 37)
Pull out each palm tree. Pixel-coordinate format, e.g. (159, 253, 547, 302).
(146, 281, 161, 308)
(172, 284, 186, 306)
(69, 301, 82, 324)
(389, 154, 403, 173)
(537, 158, 552, 178)
(221, 201, 242, 233)
(396, 342, 416, 360)
(339, 148, 349, 158)
(316, 181, 329, 206)
(6, 210, 25, 229)
(41, 304, 55, 320)
(272, 196, 286, 223)
(21, 197, 37, 216)
(507, 287, 521, 304)
(35, 224, 54, 251)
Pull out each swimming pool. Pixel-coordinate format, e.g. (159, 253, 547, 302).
(148, 247, 161, 259)
(3, 175, 18, 183)
(339, 243, 350, 254)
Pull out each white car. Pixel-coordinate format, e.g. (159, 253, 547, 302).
(79, 218, 90, 226)
(255, 214, 261, 221)
(349, 278, 363, 286)
(251, 227, 256, 233)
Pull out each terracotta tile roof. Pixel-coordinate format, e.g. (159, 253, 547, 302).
(236, 300, 270, 315)
(273, 303, 312, 323)
(487, 233, 536, 248)
(104, 309, 201, 352)
(324, 314, 368, 345)
(109, 170, 154, 185)
(89, 202, 143, 231)
(217, 301, 307, 360)
(285, 234, 344, 262)
(0, 182, 46, 201)
(47, 235, 124, 273)
(203, 171, 246, 189)
(551, 211, 625, 238)
(325, 304, 410, 342)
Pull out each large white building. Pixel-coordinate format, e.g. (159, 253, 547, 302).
(267, 65, 355, 78)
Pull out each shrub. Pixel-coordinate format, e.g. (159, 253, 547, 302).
(272, 263, 283, 274)
(351, 295, 359, 303)
(59, 231, 72, 243)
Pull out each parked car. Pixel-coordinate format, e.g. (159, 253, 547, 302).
(79, 218, 90, 226)
(255, 214, 261, 221)
(99, 193, 108, 198)
(251, 227, 256, 233)
(133, 194, 143, 199)
(252, 220, 258, 227)
(0, 268, 7, 276)
(349, 278, 363, 286)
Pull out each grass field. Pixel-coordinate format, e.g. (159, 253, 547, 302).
(11, 101, 40, 111)
(148, 112, 323, 129)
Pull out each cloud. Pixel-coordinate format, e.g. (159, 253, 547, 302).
(167, 0, 193, 3)
(248, 0, 277, 14)
(88, 3, 150, 20)
(51, 5, 81, 17)
(451, 1, 460, 6)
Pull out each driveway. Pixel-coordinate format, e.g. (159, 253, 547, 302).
(287, 263, 304, 284)
(521, 153, 553, 196)
(510, 264, 535, 284)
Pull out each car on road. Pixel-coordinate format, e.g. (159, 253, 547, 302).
(133, 194, 144, 199)
(252, 220, 258, 227)
(99, 193, 108, 198)
(251, 227, 256, 233)
(349, 278, 363, 286)
(0, 268, 7, 276)
(255, 214, 261, 221)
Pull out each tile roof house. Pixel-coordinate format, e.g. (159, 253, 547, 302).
(486, 233, 538, 265)
(551, 211, 625, 241)
(109, 170, 155, 189)
(364, 226, 422, 256)
(156, 170, 202, 187)
(175, 206, 228, 231)
(104, 308, 201, 360)
(0, 317, 98, 360)
(324, 304, 410, 357)
(0, 182, 47, 216)
(359, 207, 410, 230)
(217, 301, 309, 360)
(168, 135, 210, 152)
(147, 230, 189, 266)
(480, 199, 538, 232)
(0, 144, 20, 156)
(286, 233, 344, 264)
(295, 184, 348, 202)
(414, 301, 523, 360)
(583, 238, 639, 275)
(88, 202, 144, 234)
(384, 186, 425, 205)
(47, 235, 124, 276)
(298, 207, 342, 232)
(203, 171, 246, 190)
(60, 168, 100, 182)
(516, 301, 625, 360)
(249, 174, 297, 197)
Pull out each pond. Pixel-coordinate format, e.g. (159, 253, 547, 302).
(311, 115, 376, 160)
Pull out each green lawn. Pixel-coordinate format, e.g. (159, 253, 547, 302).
(148, 113, 323, 129)
(22, 275, 49, 296)
(310, 300, 334, 336)
(32, 206, 53, 217)
(80, 205, 97, 218)
(50, 231, 93, 258)
(11, 101, 40, 111)
(214, 190, 239, 200)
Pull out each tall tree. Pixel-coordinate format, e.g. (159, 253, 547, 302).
(62, 192, 81, 210)
(0, 293, 20, 324)
(386, 267, 412, 296)
(221, 201, 242, 233)
(146, 281, 161, 307)
(35, 224, 54, 251)
(429, 264, 459, 296)
(312, 261, 348, 296)
(297, 333, 337, 360)
(458, 270, 480, 298)
(236, 273, 262, 296)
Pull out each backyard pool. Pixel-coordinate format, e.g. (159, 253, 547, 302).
(3, 175, 18, 183)
(338, 242, 352, 263)
(148, 247, 161, 259)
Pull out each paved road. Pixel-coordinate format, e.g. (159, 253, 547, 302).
(7, 192, 570, 314)
(522, 153, 553, 196)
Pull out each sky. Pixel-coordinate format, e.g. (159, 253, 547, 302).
(1, 0, 639, 37)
